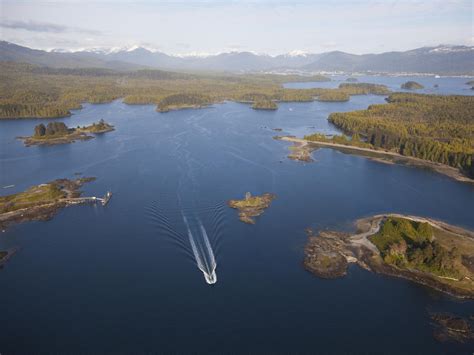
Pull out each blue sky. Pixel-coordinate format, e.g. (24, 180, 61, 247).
(0, 0, 472, 55)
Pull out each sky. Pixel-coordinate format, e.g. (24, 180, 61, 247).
(0, 0, 472, 55)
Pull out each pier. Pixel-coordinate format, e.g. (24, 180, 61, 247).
(64, 191, 112, 206)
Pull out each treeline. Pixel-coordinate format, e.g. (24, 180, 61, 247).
(304, 132, 372, 149)
(326, 93, 474, 177)
(0, 103, 72, 119)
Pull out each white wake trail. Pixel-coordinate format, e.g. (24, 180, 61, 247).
(183, 215, 217, 285)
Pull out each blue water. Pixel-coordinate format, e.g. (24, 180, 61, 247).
(1, 77, 473, 354)
(284, 75, 474, 96)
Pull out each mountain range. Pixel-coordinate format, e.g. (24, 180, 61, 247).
(1, 41, 473, 75)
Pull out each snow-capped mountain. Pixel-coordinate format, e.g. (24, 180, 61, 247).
(1, 41, 473, 74)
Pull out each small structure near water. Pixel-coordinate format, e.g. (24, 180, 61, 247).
(228, 192, 276, 224)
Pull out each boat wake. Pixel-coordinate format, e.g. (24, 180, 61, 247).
(183, 214, 217, 284)
(146, 200, 225, 285)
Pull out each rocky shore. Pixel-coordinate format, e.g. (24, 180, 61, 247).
(274, 136, 315, 162)
(430, 312, 474, 343)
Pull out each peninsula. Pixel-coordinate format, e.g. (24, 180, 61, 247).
(276, 136, 473, 183)
(277, 92, 474, 182)
(19, 120, 114, 146)
(228, 192, 275, 224)
(304, 214, 474, 299)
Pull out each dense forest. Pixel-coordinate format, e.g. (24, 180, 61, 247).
(322, 93, 474, 177)
(0, 62, 389, 119)
(370, 217, 462, 279)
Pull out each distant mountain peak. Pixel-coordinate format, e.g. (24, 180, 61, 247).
(1, 41, 472, 74)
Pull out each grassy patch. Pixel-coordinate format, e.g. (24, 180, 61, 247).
(0, 183, 65, 213)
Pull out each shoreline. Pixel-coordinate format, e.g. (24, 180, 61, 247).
(277, 136, 474, 184)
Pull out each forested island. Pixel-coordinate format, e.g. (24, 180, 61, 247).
(401, 81, 424, 90)
(19, 119, 114, 146)
(304, 93, 474, 179)
(304, 214, 474, 299)
(0, 62, 393, 119)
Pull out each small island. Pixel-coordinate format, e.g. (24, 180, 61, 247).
(345, 77, 359, 82)
(304, 214, 474, 299)
(0, 177, 111, 231)
(401, 81, 424, 90)
(465, 80, 474, 86)
(252, 100, 278, 110)
(228, 192, 275, 224)
(19, 119, 114, 146)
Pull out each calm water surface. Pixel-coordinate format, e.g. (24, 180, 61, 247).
(1, 76, 473, 354)
(284, 74, 474, 96)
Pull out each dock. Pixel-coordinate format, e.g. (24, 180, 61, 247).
(64, 191, 112, 206)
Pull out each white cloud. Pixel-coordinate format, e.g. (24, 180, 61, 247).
(0, 0, 471, 54)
